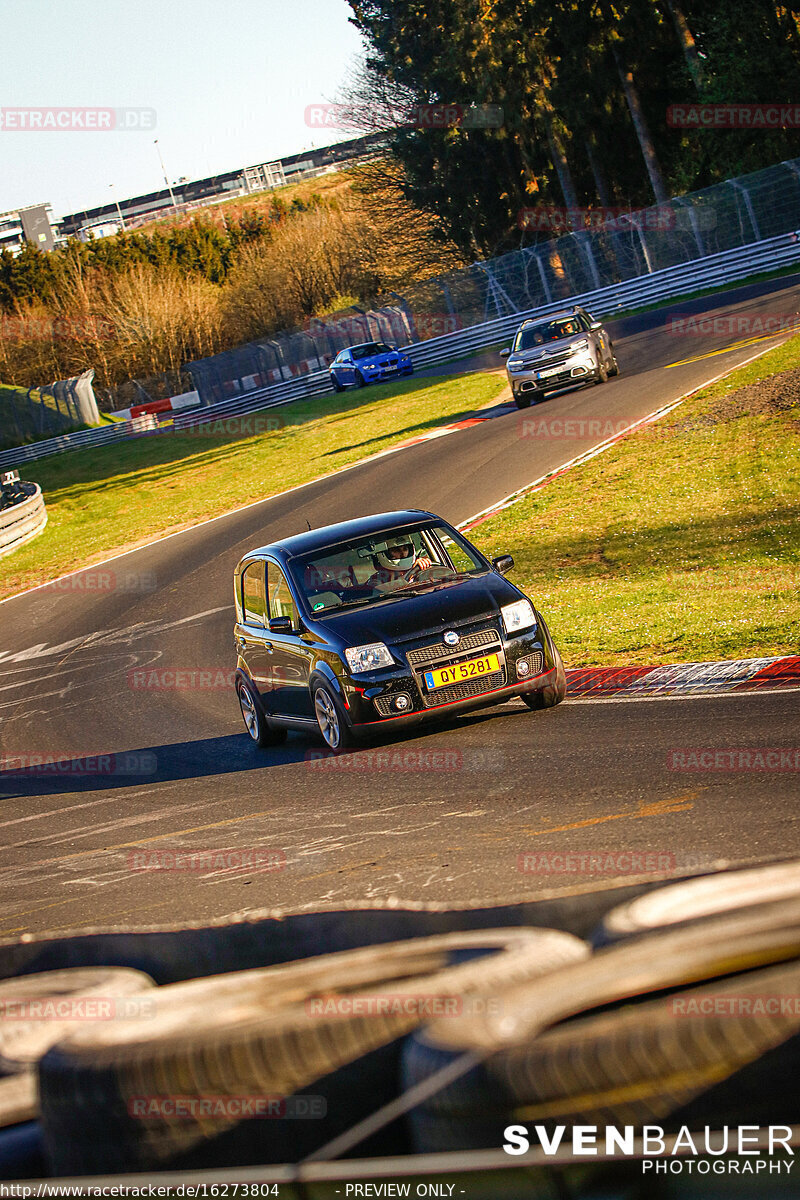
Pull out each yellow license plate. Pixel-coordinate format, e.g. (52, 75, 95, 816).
(423, 653, 500, 690)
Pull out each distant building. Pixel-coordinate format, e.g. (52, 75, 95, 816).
(0, 203, 57, 254)
(57, 132, 388, 238)
(77, 221, 123, 241)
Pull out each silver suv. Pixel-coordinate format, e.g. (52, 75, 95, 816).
(501, 306, 619, 409)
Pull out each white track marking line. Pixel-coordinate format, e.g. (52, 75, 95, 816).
(458, 340, 786, 529)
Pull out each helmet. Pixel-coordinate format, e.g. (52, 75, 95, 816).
(375, 535, 416, 572)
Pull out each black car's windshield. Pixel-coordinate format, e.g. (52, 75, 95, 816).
(290, 523, 488, 613)
(515, 318, 583, 351)
(351, 342, 394, 359)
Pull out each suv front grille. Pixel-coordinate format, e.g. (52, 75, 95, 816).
(406, 629, 499, 667)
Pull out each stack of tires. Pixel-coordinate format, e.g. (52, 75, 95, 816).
(1, 862, 799, 1179)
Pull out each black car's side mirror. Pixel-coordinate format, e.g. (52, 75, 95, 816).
(268, 616, 292, 633)
(492, 555, 514, 575)
(499, 347, 511, 358)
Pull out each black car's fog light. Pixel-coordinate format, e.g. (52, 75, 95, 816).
(515, 654, 543, 679)
(394, 693, 411, 711)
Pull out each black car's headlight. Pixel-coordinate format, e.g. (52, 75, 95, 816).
(501, 599, 536, 635)
(345, 643, 394, 672)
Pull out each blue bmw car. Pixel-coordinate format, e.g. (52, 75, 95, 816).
(329, 342, 414, 391)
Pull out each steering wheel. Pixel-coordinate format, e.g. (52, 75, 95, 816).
(401, 563, 450, 583)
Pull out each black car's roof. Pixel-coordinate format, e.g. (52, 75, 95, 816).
(244, 510, 438, 560)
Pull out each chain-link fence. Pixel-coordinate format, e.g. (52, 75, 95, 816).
(185, 157, 800, 405)
(185, 307, 415, 407)
(0, 371, 100, 450)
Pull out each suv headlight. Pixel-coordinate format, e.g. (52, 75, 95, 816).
(501, 599, 536, 635)
(569, 338, 590, 354)
(345, 643, 394, 672)
(507, 357, 524, 370)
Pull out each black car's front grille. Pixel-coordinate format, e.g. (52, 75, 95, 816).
(406, 629, 499, 667)
(421, 669, 506, 708)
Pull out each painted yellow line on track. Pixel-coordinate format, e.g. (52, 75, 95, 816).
(665, 329, 795, 368)
(520, 791, 700, 837)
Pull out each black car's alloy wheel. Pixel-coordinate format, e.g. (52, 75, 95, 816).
(354, 370, 366, 388)
(313, 684, 351, 750)
(237, 680, 286, 748)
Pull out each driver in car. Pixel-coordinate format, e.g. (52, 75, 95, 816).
(367, 535, 432, 593)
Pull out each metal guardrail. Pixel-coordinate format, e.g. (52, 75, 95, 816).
(1, 229, 799, 463)
(0, 483, 47, 558)
(0, 414, 159, 471)
(173, 228, 800, 430)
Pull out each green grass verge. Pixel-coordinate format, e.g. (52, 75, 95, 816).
(469, 340, 800, 666)
(0, 371, 506, 596)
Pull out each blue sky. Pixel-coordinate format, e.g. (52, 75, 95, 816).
(0, 0, 365, 217)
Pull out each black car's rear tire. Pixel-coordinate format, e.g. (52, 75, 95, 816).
(237, 679, 287, 749)
(313, 683, 352, 751)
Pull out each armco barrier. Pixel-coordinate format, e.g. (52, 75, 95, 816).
(174, 228, 800, 431)
(0, 483, 47, 558)
(1, 229, 799, 462)
(0, 413, 159, 471)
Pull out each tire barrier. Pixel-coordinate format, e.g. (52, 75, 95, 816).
(596, 859, 800, 945)
(37, 929, 586, 1175)
(0, 968, 156, 1077)
(0, 483, 47, 559)
(0, 873, 678, 986)
(404, 957, 800, 1151)
(401, 897, 800, 1153)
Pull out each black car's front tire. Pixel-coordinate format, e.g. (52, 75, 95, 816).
(354, 370, 367, 388)
(521, 646, 567, 710)
(313, 683, 353, 751)
(237, 679, 287, 748)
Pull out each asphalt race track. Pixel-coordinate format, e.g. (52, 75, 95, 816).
(1, 277, 798, 936)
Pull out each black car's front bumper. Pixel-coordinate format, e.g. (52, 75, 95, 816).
(338, 617, 561, 736)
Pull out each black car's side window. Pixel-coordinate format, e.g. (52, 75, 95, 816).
(267, 562, 299, 628)
(242, 561, 267, 626)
